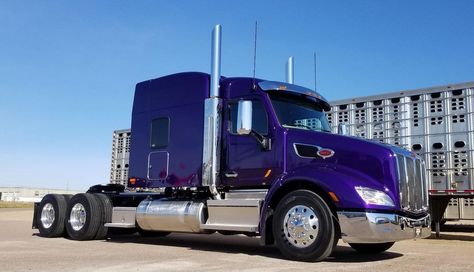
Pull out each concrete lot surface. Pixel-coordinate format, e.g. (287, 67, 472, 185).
(1, 208, 473, 272)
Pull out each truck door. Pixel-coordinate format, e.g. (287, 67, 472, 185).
(222, 98, 279, 187)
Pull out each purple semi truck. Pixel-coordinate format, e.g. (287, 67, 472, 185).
(33, 25, 431, 261)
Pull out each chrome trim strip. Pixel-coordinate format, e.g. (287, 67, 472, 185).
(147, 151, 169, 181)
(292, 142, 321, 159)
(202, 98, 222, 198)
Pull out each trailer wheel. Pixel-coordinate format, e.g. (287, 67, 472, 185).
(66, 193, 101, 240)
(273, 190, 335, 262)
(94, 194, 113, 240)
(36, 194, 68, 237)
(349, 242, 395, 253)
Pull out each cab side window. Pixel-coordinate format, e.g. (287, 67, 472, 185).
(229, 100, 268, 135)
(150, 117, 170, 148)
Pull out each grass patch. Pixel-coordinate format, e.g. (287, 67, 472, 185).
(0, 201, 34, 208)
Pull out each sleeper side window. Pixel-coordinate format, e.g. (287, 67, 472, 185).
(229, 100, 268, 135)
(150, 117, 170, 148)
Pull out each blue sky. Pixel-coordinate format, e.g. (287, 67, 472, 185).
(1, 1, 473, 190)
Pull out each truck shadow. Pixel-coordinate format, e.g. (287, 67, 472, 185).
(427, 233, 474, 241)
(440, 224, 474, 233)
(327, 246, 402, 263)
(106, 233, 402, 263)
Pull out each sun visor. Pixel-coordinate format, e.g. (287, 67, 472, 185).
(258, 81, 331, 111)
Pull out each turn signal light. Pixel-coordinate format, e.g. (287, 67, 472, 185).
(328, 192, 339, 202)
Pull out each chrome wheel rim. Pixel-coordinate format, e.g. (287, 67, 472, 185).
(283, 205, 319, 248)
(40, 203, 55, 229)
(70, 203, 86, 231)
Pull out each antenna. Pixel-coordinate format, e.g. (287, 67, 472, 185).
(313, 52, 317, 91)
(252, 21, 258, 89)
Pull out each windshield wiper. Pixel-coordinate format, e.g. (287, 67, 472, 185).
(283, 124, 313, 130)
(283, 124, 332, 133)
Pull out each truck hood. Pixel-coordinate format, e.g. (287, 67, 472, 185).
(284, 128, 400, 200)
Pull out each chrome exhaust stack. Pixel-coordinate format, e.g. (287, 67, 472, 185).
(202, 25, 223, 199)
(210, 25, 222, 98)
(286, 56, 294, 84)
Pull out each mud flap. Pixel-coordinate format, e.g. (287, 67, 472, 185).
(32, 202, 40, 229)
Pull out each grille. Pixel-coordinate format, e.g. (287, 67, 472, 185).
(396, 154, 429, 213)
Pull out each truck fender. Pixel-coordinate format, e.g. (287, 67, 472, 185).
(259, 163, 395, 245)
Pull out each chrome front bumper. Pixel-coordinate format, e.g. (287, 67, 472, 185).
(337, 211, 431, 243)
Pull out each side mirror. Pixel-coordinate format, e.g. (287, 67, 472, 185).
(338, 123, 349, 135)
(237, 100, 253, 135)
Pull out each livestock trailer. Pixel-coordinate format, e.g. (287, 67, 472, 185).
(326, 82, 474, 234)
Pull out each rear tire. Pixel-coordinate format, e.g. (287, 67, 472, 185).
(36, 194, 68, 237)
(66, 193, 101, 240)
(94, 194, 113, 240)
(273, 190, 335, 262)
(349, 242, 395, 253)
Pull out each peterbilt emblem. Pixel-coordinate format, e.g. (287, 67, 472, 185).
(317, 148, 335, 159)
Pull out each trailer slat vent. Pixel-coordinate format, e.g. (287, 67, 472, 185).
(433, 142, 444, 149)
(410, 95, 420, 101)
(454, 141, 466, 148)
(452, 89, 463, 96)
(412, 144, 422, 151)
(453, 151, 468, 177)
(432, 152, 447, 178)
(431, 92, 441, 98)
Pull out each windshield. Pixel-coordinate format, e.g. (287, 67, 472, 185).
(269, 92, 331, 132)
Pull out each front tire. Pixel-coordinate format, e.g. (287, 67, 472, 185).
(66, 193, 101, 240)
(273, 190, 335, 262)
(349, 242, 395, 253)
(36, 194, 68, 237)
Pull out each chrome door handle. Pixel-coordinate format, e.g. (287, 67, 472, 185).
(225, 171, 238, 178)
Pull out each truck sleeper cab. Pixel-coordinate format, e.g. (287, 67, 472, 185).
(33, 25, 430, 262)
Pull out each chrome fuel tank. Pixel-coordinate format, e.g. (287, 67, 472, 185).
(136, 199, 207, 233)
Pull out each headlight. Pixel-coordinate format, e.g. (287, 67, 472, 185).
(355, 186, 395, 207)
